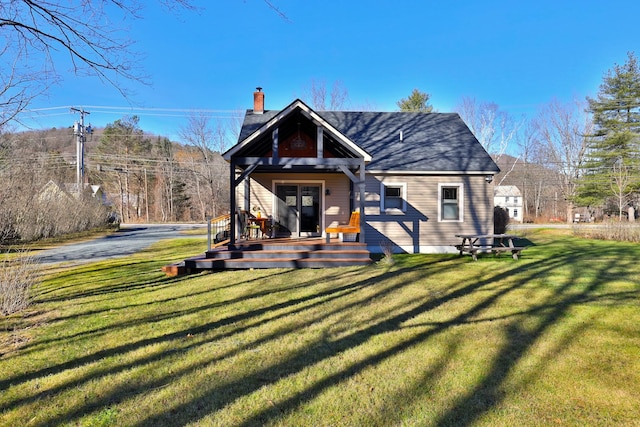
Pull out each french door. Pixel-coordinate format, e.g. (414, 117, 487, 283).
(275, 183, 322, 237)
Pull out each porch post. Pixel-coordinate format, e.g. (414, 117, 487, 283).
(272, 128, 279, 162)
(229, 159, 236, 244)
(358, 161, 366, 244)
(317, 127, 323, 158)
(244, 177, 251, 212)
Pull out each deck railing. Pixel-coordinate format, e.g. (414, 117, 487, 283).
(207, 213, 231, 251)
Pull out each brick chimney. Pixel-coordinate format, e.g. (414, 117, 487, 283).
(253, 87, 264, 114)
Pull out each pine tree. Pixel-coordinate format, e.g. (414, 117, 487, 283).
(579, 52, 640, 214)
(95, 115, 152, 221)
(397, 89, 434, 112)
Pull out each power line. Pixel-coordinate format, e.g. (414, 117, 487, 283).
(20, 105, 244, 120)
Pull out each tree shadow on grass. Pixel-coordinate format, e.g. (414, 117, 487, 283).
(132, 257, 562, 426)
(171, 243, 632, 426)
(0, 267, 389, 412)
(3, 235, 638, 426)
(10, 268, 360, 359)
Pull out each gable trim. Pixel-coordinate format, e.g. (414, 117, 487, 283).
(223, 99, 372, 162)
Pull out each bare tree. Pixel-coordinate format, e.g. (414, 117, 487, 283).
(611, 158, 633, 220)
(514, 120, 539, 219)
(534, 99, 592, 223)
(302, 79, 350, 110)
(178, 113, 229, 220)
(456, 97, 521, 159)
(0, 0, 196, 126)
(0, 47, 47, 128)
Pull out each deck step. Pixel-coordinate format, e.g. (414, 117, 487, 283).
(226, 242, 366, 251)
(164, 238, 372, 275)
(161, 262, 187, 277)
(186, 257, 372, 270)
(204, 249, 371, 260)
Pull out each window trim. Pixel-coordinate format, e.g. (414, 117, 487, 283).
(380, 182, 407, 213)
(438, 183, 464, 222)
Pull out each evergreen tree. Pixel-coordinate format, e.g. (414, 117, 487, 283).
(95, 115, 152, 221)
(579, 52, 640, 213)
(397, 89, 434, 112)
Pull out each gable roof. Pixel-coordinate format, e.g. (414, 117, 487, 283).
(494, 185, 522, 197)
(232, 103, 500, 174)
(225, 99, 371, 162)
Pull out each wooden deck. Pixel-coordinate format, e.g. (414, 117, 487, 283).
(163, 238, 372, 276)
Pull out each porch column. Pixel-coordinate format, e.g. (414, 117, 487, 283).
(229, 159, 236, 244)
(317, 127, 323, 158)
(272, 128, 279, 162)
(244, 178, 251, 213)
(358, 161, 366, 244)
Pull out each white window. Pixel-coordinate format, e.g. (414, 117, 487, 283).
(439, 183, 464, 222)
(514, 197, 518, 204)
(380, 182, 406, 213)
(505, 196, 510, 203)
(513, 209, 518, 218)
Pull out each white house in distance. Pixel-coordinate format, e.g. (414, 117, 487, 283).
(494, 185, 523, 223)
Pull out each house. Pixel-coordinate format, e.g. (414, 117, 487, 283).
(494, 185, 523, 223)
(38, 180, 76, 203)
(222, 89, 500, 254)
(61, 182, 106, 201)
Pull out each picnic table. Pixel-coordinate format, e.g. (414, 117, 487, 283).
(454, 234, 526, 261)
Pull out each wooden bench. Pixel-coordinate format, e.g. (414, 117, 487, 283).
(325, 211, 360, 243)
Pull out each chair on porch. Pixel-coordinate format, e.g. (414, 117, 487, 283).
(236, 208, 249, 239)
(325, 211, 360, 243)
(237, 208, 266, 239)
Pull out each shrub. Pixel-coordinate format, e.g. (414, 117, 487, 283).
(1, 189, 110, 244)
(494, 206, 510, 234)
(573, 221, 640, 243)
(380, 238, 395, 265)
(0, 251, 39, 315)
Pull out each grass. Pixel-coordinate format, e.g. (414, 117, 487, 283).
(1, 229, 639, 426)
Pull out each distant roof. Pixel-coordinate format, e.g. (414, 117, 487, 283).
(494, 185, 522, 196)
(236, 104, 499, 173)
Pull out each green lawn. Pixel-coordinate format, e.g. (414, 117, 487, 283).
(1, 229, 639, 426)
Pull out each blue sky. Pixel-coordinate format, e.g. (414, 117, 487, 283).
(15, 0, 640, 143)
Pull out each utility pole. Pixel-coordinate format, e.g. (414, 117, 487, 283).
(71, 107, 91, 196)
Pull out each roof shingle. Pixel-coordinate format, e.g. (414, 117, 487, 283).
(237, 107, 499, 173)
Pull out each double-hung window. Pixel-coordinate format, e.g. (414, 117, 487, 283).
(439, 183, 463, 222)
(380, 182, 406, 213)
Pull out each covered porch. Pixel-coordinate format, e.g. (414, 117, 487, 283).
(162, 98, 375, 275)
(162, 227, 371, 275)
(223, 98, 372, 247)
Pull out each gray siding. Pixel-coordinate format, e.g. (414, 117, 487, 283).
(238, 171, 493, 252)
(364, 174, 493, 253)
